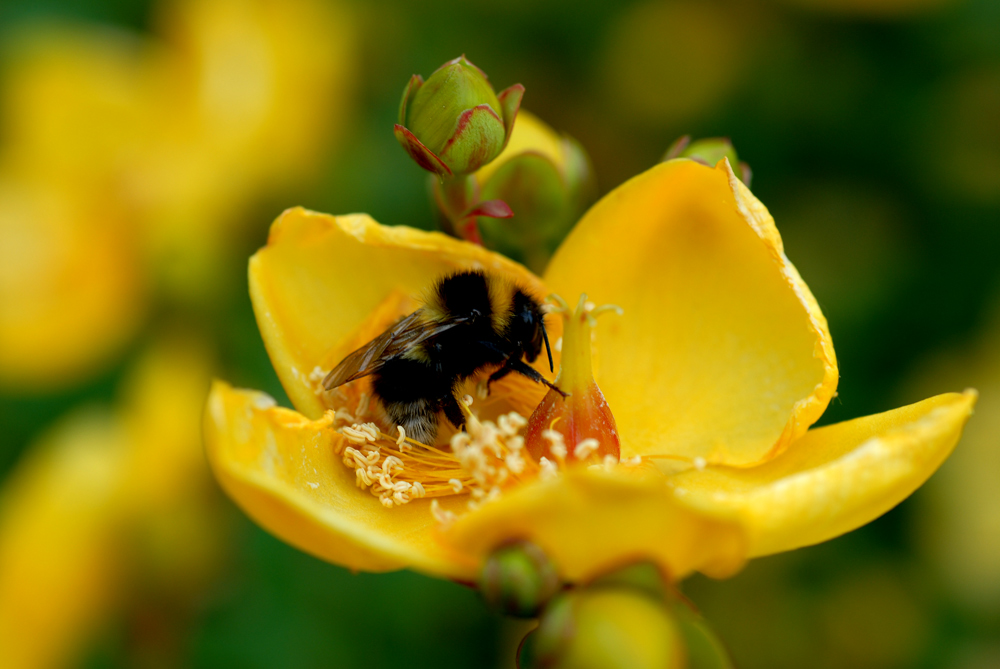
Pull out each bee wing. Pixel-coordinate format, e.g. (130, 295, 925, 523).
(321, 310, 460, 390)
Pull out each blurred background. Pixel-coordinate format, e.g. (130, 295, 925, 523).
(0, 0, 998, 666)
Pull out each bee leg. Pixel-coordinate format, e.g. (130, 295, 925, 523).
(439, 393, 467, 433)
(508, 358, 569, 398)
(486, 364, 514, 395)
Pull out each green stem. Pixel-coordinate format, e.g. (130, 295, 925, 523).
(432, 174, 483, 243)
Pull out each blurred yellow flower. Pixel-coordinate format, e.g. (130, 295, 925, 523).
(0, 168, 144, 388)
(0, 0, 356, 390)
(205, 159, 974, 584)
(0, 337, 223, 669)
(906, 301, 1000, 613)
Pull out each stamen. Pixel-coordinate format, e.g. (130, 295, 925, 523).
(326, 380, 537, 520)
(545, 294, 570, 314)
(431, 499, 454, 524)
(538, 457, 558, 481)
(574, 438, 600, 460)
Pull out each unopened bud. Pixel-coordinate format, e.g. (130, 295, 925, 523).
(593, 562, 735, 669)
(475, 111, 597, 273)
(395, 55, 523, 177)
(519, 589, 685, 669)
(589, 561, 669, 602)
(663, 135, 751, 186)
(479, 541, 561, 618)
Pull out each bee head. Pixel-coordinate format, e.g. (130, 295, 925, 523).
(511, 291, 551, 370)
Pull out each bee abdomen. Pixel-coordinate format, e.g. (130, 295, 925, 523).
(383, 398, 439, 444)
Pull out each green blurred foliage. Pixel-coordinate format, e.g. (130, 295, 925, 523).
(1, 0, 998, 667)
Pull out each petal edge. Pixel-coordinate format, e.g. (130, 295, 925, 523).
(203, 380, 476, 579)
(667, 390, 977, 556)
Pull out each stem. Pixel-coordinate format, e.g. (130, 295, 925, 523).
(432, 174, 484, 244)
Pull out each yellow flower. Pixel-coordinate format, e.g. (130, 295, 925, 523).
(136, 0, 357, 296)
(0, 338, 223, 669)
(205, 158, 975, 584)
(0, 167, 145, 389)
(0, 0, 355, 388)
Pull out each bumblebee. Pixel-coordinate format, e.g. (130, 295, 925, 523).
(323, 270, 563, 443)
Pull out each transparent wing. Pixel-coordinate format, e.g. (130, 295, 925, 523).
(321, 310, 460, 390)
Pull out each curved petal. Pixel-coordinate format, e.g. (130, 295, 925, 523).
(666, 391, 977, 557)
(204, 380, 476, 579)
(544, 159, 837, 466)
(249, 207, 546, 418)
(444, 468, 747, 583)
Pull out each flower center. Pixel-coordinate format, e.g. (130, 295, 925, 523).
(316, 290, 640, 521)
(331, 391, 537, 510)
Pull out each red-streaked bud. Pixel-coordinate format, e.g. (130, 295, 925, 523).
(526, 295, 621, 465)
(395, 55, 523, 176)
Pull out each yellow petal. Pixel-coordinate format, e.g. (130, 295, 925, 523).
(249, 207, 546, 418)
(444, 468, 747, 583)
(544, 159, 837, 466)
(204, 380, 476, 579)
(0, 410, 127, 669)
(666, 391, 977, 557)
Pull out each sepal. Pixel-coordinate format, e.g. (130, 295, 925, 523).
(393, 124, 453, 177)
(398, 74, 423, 125)
(439, 103, 506, 175)
(498, 83, 525, 149)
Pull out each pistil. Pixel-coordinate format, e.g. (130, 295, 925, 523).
(525, 294, 622, 465)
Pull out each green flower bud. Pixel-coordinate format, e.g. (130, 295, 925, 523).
(520, 562, 735, 669)
(479, 541, 561, 618)
(519, 589, 685, 669)
(395, 56, 524, 177)
(475, 111, 597, 273)
(663, 135, 752, 186)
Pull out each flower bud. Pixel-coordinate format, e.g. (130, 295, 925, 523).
(593, 563, 736, 669)
(475, 111, 597, 273)
(518, 589, 685, 669)
(663, 135, 752, 186)
(478, 541, 562, 618)
(395, 55, 524, 177)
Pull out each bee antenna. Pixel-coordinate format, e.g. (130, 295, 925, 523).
(541, 322, 555, 373)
